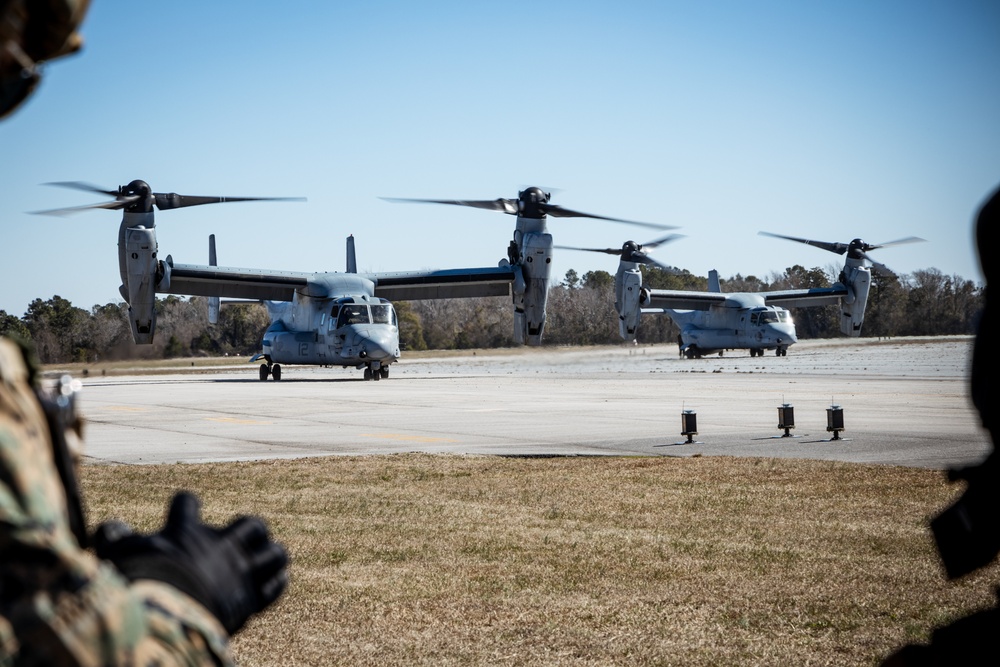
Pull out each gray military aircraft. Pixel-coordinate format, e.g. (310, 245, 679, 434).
(38, 181, 670, 379)
(560, 232, 924, 358)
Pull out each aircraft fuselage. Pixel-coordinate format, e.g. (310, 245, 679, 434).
(253, 273, 400, 380)
(670, 296, 797, 357)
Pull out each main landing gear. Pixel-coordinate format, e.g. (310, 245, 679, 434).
(259, 363, 282, 381)
(750, 347, 787, 358)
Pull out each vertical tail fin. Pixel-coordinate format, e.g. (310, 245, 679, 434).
(346, 235, 357, 273)
(208, 234, 220, 324)
(708, 269, 721, 292)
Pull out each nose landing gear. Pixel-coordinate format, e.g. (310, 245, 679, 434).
(363, 364, 391, 381)
(259, 363, 282, 381)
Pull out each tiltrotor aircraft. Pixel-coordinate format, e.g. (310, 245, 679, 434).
(561, 231, 924, 358)
(39, 181, 670, 379)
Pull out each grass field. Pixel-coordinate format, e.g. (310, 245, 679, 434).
(79, 454, 999, 666)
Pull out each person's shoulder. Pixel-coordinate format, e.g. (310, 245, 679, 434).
(0, 337, 31, 384)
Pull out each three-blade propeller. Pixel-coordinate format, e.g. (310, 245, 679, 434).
(758, 231, 925, 278)
(34, 180, 305, 216)
(382, 186, 677, 231)
(555, 233, 686, 272)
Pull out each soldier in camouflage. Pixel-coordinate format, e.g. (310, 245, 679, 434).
(3, 4, 288, 663)
(1, 336, 288, 665)
(3, 4, 289, 663)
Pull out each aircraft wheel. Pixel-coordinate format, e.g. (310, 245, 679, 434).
(272, 364, 282, 381)
(372, 367, 381, 381)
(380, 366, 389, 379)
(364, 368, 373, 381)
(259, 364, 269, 381)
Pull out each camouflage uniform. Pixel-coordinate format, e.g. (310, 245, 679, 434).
(0, 337, 234, 666)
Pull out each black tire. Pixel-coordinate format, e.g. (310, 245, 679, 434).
(364, 368, 372, 381)
(380, 366, 389, 379)
(273, 364, 282, 381)
(259, 364, 269, 381)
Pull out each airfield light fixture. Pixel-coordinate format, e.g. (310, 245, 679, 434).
(680, 410, 698, 444)
(777, 403, 795, 437)
(827, 404, 845, 440)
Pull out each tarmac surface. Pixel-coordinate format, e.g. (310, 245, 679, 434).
(73, 336, 991, 469)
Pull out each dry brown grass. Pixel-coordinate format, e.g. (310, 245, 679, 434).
(80, 455, 998, 666)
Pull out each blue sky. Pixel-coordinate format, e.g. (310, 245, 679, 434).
(2, 1, 998, 316)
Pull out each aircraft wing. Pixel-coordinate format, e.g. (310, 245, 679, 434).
(644, 290, 728, 310)
(645, 285, 849, 311)
(370, 266, 516, 300)
(163, 260, 313, 301)
(761, 285, 849, 308)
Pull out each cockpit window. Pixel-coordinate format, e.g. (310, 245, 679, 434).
(336, 305, 370, 327)
(751, 309, 791, 326)
(371, 304, 396, 326)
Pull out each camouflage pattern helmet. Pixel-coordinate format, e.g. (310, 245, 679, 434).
(1, 0, 90, 119)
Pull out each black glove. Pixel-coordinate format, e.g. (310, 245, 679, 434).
(929, 454, 1000, 580)
(94, 491, 288, 634)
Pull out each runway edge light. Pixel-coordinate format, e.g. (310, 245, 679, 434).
(827, 404, 845, 440)
(681, 410, 698, 444)
(777, 403, 795, 437)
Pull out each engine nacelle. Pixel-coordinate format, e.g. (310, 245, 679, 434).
(512, 231, 552, 346)
(123, 225, 159, 344)
(839, 264, 871, 336)
(616, 268, 643, 342)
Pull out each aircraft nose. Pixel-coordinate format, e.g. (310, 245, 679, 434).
(360, 330, 399, 361)
(768, 323, 798, 345)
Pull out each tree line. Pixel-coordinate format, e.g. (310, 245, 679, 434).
(0, 264, 983, 365)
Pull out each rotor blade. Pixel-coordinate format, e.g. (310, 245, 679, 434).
(552, 244, 622, 256)
(635, 254, 683, 273)
(31, 197, 137, 216)
(865, 256, 898, 278)
(758, 231, 849, 255)
(154, 193, 305, 210)
(380, 197, 519, 215)
(538, 203, 676, 230)
(641, 233, 686, 249)
(867, 236, 926, 251)
(45, 181, 121, 198)
(855, 249, 898, 278)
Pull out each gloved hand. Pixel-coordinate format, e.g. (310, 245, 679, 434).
(94, 491, 288, 634)
(929, 455, 1000, 580)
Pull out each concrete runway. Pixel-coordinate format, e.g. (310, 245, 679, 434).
(73, 336, 991, 469)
